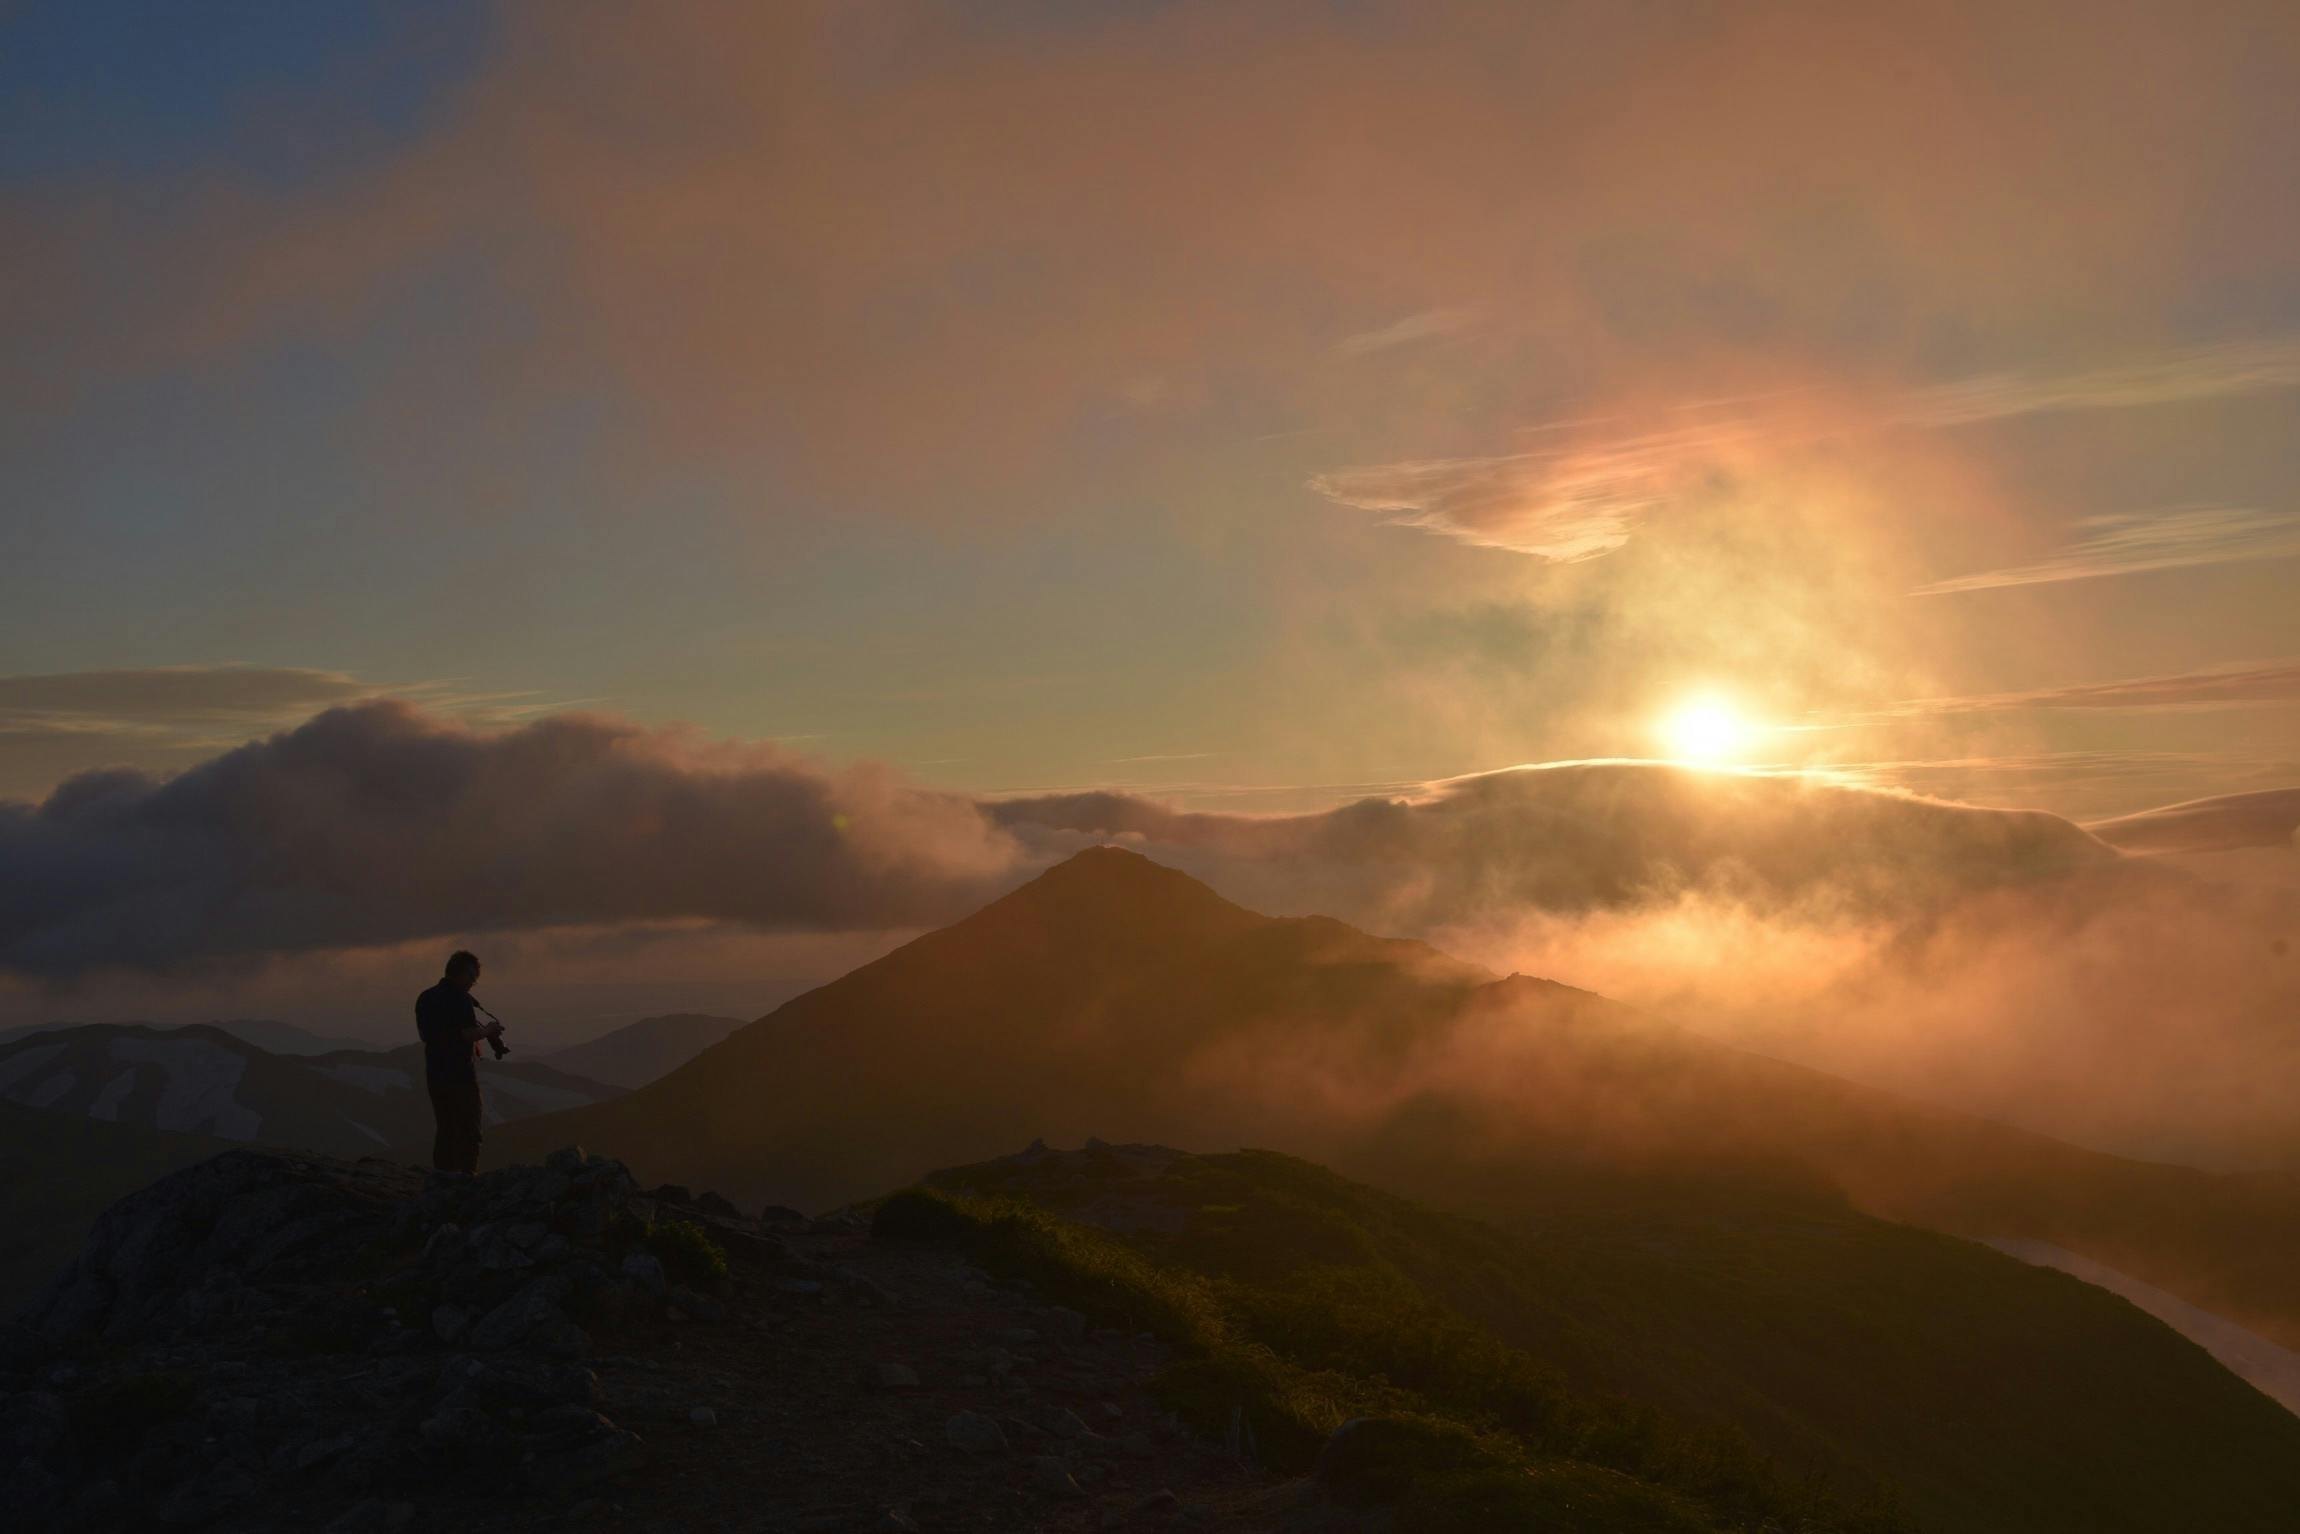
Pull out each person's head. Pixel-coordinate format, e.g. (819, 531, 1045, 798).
(444, 950, 481, 991)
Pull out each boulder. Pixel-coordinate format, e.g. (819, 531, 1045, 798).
(468, 1273, 575, 1350)
(944, 1410, 1009, 1454)
(668, 1286, 725, 1322)
(619, 1251, 669, 1300)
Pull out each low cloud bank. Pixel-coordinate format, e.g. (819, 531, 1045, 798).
(7, 706, 2131, 981)
(9, 701, 2296, 1168)
(2087, 788, 2300, 855)
(997, 769, 2299, 1171)
(1, 702, 1016, 978)
(993, 761, 2123, 931)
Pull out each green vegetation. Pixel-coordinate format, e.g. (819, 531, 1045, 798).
(643, 1216, 729, 1285)
(880, 1146, 2300, 1534)
(874, 1180, 1896, 1533)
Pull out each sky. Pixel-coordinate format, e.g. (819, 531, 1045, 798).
(3, 2, 2299, 1039)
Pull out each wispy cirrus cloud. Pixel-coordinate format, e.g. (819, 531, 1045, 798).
(1902, 336, 2300, 428)
(1331, 308, 1479, 358)
(1314, 337, 2300, 561)
(1307, 451, 1656, 561)
(1862, 659, 2300, 717)
(1814, 750, 2300, 822)
(1909, 508, 2300, 595)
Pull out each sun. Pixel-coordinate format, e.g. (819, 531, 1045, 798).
(1655, 692, 1756, 765)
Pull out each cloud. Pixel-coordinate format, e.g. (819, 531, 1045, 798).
(0, 665, 463, 736)
(1332, 308, 1478, 357)
(12, 704, 2296, 1172)
(1863, 659, 2300, 716)
(1816, 751, 2294, 816)
(1909, 508, 2300, 595)
(14, 1, 2300, 514)
(6, 698, 2151, 981)
(1312, 335, 2300, 561)
(0, 665, 550, 801)
(0, 701, 1019, 979)
(1903, 336, 2300, 428)
(2087, 788, 2300, 855)
(993, 763, 2300, 1169)
(990, 760, 2122, 930)
(1306, 452, 1655, 561)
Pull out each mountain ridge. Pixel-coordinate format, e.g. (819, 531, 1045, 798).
(537, 1012, 748, 1089)
(0, 1021, 624, 1159)
(496, 848, 2300, 1355)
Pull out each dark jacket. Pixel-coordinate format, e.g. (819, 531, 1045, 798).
(415, 980, 481, 1086)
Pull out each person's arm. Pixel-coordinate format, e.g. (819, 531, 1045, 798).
(419, 991, 500, 1049)
(461, 994, 502, 1045)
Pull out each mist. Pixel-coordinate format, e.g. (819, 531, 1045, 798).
(8, 698, 2295, 1171)
(998, 769, 2300, 1172)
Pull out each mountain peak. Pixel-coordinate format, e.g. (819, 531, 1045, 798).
(908, 844, 1267, 960)
(1007, 845, 1246, 911)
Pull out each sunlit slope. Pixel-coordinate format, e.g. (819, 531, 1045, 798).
(497, 847, 2300, 1347)
(908, 1145, 2300, 1534)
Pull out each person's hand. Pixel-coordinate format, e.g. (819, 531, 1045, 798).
(484, 1019, 505, 1039)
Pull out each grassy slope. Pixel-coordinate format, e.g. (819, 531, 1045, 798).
(901, 1147, 2300, 1534)
(0, 1101, 231, 1316)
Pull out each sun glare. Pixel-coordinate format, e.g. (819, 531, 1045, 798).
(1656, 693, 1756, 765)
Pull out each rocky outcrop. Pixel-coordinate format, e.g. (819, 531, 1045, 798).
(1, 1139, 1322, 1531)
(2, 1146, 774, 1530)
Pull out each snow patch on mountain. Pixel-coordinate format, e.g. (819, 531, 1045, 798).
(108, 1035, 261, 1139)
(88, 1067, 137, 1121)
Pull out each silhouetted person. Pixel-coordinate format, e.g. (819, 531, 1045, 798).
(416, 950, 501, 1175)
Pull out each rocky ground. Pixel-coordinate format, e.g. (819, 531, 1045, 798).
(0, 1146, 1313, 1532)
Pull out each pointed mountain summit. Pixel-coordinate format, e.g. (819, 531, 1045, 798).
(496, 846, 1485, 1202)
(496, 850, 2300, 1352)
(947, 843, 1269, 952)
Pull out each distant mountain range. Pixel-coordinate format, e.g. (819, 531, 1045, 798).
(0, 1022, 622, 1159)
(0, 1017, 374, 1055)
(498, 847, 2300, 1358)
(538, 1013, 746, 1088)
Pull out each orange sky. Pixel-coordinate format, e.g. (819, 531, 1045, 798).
(4, 1, 2297, 820)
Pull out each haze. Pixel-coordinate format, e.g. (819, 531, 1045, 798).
(10, 9, 2300, 1528)
(3, 1, 2293, 1159)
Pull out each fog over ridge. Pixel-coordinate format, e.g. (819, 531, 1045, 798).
(2, 698, 2155, 980)
(3, 698, 2295, 1168)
